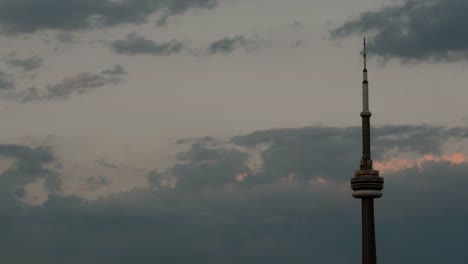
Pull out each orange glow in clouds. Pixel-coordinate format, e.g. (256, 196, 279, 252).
(374, 152, 466, 175)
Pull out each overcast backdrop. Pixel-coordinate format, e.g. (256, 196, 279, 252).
(1, 0, 468, 263)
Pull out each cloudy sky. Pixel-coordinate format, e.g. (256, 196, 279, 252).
(1, 0, 468, 263)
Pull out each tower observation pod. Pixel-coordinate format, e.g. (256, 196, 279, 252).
(350, 38, 384, 264)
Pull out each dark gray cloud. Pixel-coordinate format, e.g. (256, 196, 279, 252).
(0, 144, 61, 194)
(4, 64, 127, 102)
(331, 0, 468, 61)
(143, 125, 468, 191)
(147, 125, 468, 190)
(1, 184, 361, 264)
(94, 158, 119, 169)
(229, 125, 465, 184)
(289, 21, 304, 28)
(101, 64, 127, 76)
(208, 35, 268, 54)
(175, 136, 216, 145)
(0, 0, 218, 34)
(0, 70, 15, 90)
(172, 140, 249, 190)
(1, 125, 468, 264)
(111, 32, 185, 55)
(45, 72, 123, 99)
(291, 40, 304, 49)
(146, 169, 176, 189)
(6, 55, 44, 72)
(86, 176, 109, 186)
(54, 32, 77, 44)
(146, 169, 164, 185)
(1, 125, 468, 263)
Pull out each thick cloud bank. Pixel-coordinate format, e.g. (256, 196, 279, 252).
(2, 125, 468, 263)
(331, 0, 468, 62)
(0, 0, 218, 34)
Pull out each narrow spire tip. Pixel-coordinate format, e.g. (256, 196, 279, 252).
(363, 37, 367, 70)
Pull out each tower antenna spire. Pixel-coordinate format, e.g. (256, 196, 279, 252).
(361, 37, 371, 165)
(364, 38, 367, 70)
(351, 37, 384, 264)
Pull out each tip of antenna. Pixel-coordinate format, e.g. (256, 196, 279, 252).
(363, 37, 367, 69)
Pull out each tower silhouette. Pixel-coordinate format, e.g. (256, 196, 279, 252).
(350, 38, 384, 264)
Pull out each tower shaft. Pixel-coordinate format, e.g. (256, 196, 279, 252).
(362, 198, 377, 264)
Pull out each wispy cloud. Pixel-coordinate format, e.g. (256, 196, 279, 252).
(208, 35, 269, 54)
(4, 64, 127, 102)
(0, 71, 15, 90)
(5, 55, 44, 72)
(94, 158, 119, 169)
(111, 33, 186, 56)
(86, 176, 109, 187)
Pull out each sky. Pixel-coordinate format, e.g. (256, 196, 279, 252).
(1, 0, 468, 263)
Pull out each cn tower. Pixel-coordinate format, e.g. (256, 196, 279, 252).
(350, 38, 384, 264)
